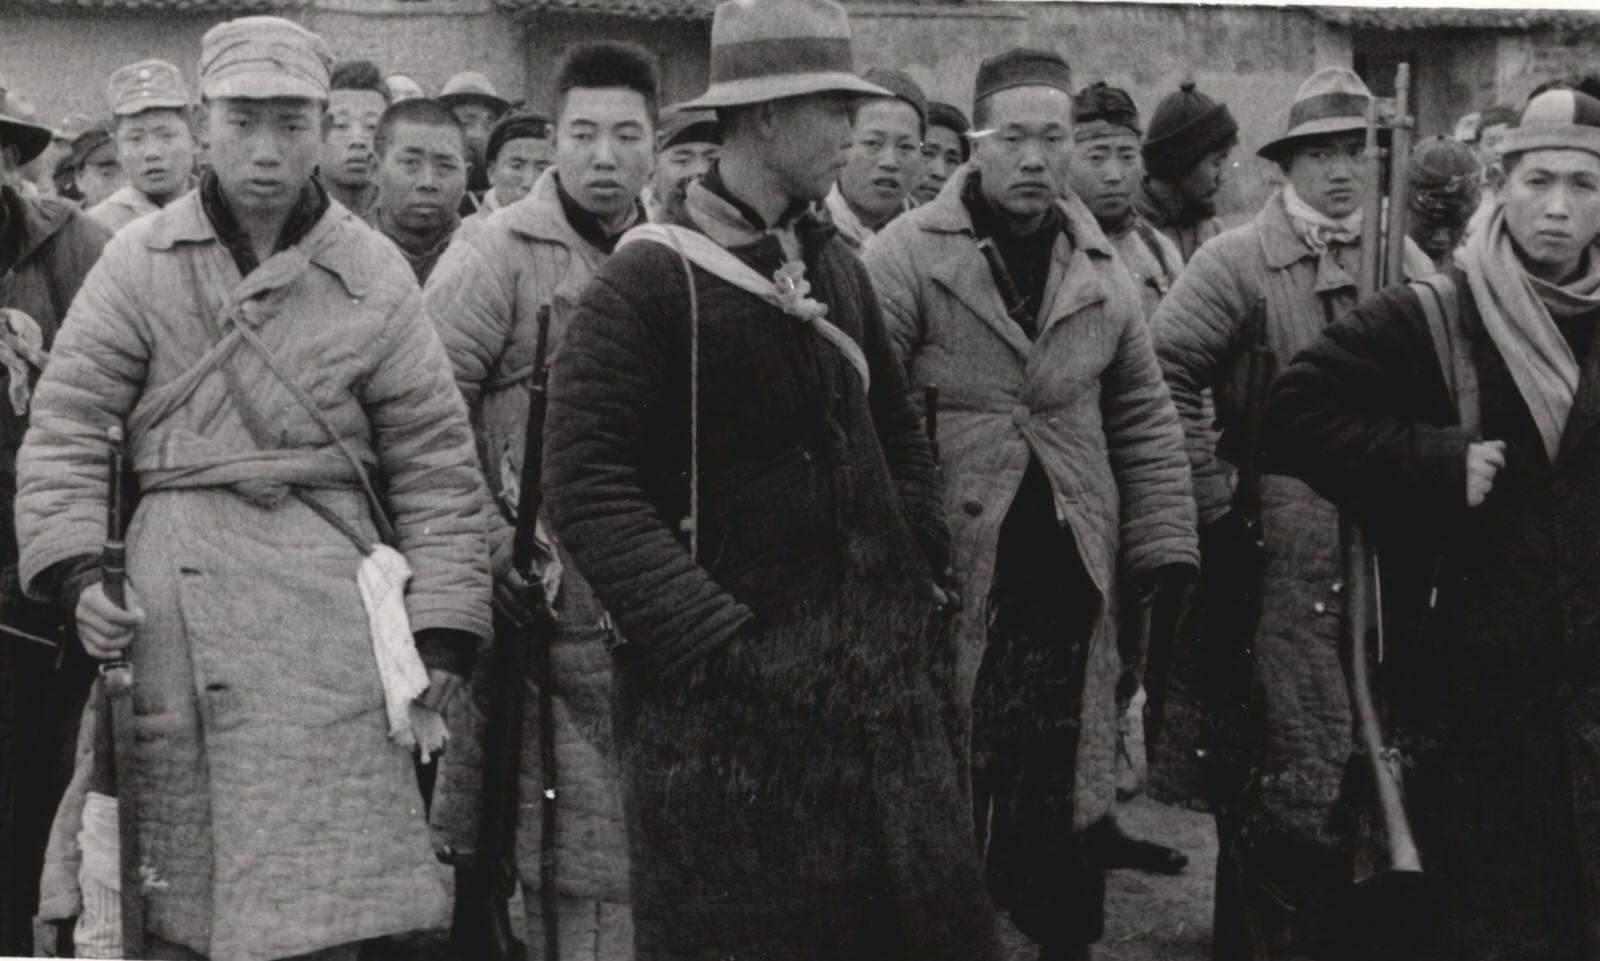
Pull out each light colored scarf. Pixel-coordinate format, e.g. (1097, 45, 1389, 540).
(1282, 182, 1363, 254)
(1461, 202, 1600, 460)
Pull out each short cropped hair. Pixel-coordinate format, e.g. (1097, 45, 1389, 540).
(331, 60, 391, 104)
(375, 97, 466, 157)
(552, 42, 660, 127)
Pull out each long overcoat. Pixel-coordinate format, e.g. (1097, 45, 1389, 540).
(864, 166, 1199, 837)
(1151, 190, 1431, 845)
(423, 167, 633, 955)
(16, 194, 490, 961)
(1265, 268, 1600, 961)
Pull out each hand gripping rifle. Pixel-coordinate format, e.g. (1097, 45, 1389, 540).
(1346, 64, 1424, 884)
(88, 425, 144, 958)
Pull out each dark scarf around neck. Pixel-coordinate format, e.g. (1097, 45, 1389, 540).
(554, 172, 644, 255)
(201, 170, 330, 277)
(962, 171, 1066, 336)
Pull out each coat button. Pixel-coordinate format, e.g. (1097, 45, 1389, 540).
(962, 499, 983, 517)
(1012, 405, 1030, 427)
(1313, 602, 1327, 615)
(1331, 581, 1343, 595)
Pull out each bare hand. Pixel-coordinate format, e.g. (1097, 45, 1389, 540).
(493, 568, 539, 627)
(75, 580, 144, 661)
(416, 668, 464, 714)
(1467, 440, 1507, 507)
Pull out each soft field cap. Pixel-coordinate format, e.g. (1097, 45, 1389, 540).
(107, 60, 192, 117)
(682, 0, 890, 110)
(1498, 88, 1600, 159)
(200, 16, 331, 101)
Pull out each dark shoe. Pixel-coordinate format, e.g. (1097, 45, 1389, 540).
(448, 862, 527, 961)
(1087, 819, 1189, 875)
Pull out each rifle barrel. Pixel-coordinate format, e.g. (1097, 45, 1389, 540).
(1384, 63, 1415, 287)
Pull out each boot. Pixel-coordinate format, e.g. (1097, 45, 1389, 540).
(448, 861, 526, 961)
(1086, 817, 1188, 875)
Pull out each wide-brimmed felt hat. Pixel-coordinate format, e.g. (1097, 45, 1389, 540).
(1257, 66, 1375, 162)
(681, 0, 889, 110)
(0, 91, 53, 165)
(439, 72, 510, 115)
(1499, 87, 1600, 160)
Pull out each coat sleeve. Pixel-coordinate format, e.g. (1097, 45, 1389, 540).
(543, 263, 755, 673)
(17, 233, 151, 599)
(1263, 284, 1470, 525)
(1151, 237, 1251, 525)
(48, 211, 112, 317)
(360, 280, 493, 645)
(852, 253, 950, 576)
(1102, 296, 1200, 581)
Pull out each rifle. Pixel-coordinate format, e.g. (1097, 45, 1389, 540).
(1345, 65, 1424, 884)
(89, 424, 144, 958)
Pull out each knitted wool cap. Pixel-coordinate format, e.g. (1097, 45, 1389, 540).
(861, 66, 927, 134)
(1408, 134, 1481, 218)
(973, 48, 1072, 110)
(1072, 81, 1140, 140)
(1142, 79, 1238, 178)
(1498, 87, 1600, 160)
(485, 110, 550, 165)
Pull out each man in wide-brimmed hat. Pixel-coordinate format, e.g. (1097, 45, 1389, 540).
(440, 71, 511, 212)
(1152, 66, 1432, 960)
(19, 15, 490, 959)
(866, 46, 1197, 961)
(541, 1, 1000, 957)
(89, 59, 198, 234)
(0, 86, 109, 959)
(1266, 84, 1600, 961)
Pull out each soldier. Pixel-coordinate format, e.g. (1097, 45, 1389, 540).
(543, 2, 1000, 957)
(69, 124, 125, 210)
(914, 100, 969, 204)
(1135, 80, 1239, 263)
(16, 17, 490, 960)
(642, 102, 720, 222)
(472, 110, 552, 221)
(826, 66, 924, 247)
(368, 98, 468, 284)
(439, 71, 511, 213)
(424, 40, 657, 960)
(320, 60, 388, 216)
(865, 46, 1198, 961)
(1068, 81, 1184, 321)
(1265, 85, 1600, 961)
(1406, 134, 1481, 269)
(88, 60, 198, 234)
(1151, 67, 1432, 961)
(0, 88, 110, 960)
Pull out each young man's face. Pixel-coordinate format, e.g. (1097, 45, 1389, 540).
(1503, 148, 1600, 281)
(1173, 145, 1233, 204)
(78, 140, 126, 207)
(553, 86, 653, 226)
(915, 123, 964, 204)
(1066, 129, 1140, 225)
(375, 119, 467, 234)
(116, 108, 195, 200)
(837, 98, 921, 224)
(322, 87, 385, 190)
(1286, 132, 1365, 220)
(972, 85, 1074, 226)
(207, 97, 324, 220)
(764, 93, 856, 205)
(488, 135, 552, 207)
(652, 140, 719, 214)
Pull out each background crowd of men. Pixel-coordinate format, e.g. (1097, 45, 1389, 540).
(1, 0, 1598, 959)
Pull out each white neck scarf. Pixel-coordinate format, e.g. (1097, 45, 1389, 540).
(1282, 182, 1363, 254)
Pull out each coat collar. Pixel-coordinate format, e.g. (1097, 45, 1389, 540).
(499, 167, 610, 260)
(914, 165, 1115, 357)
(1257, 189, 1319, 270)
(2, 185, 75, 271)
(143, 189, 374, 299)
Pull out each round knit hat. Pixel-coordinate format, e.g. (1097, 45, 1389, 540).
(1142, 80, 1238, 178)
(1072, 81, 1140, 140)
(1498, 87, 1600, 160)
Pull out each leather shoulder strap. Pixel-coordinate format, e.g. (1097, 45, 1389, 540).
(1410, 273, 1479, 437)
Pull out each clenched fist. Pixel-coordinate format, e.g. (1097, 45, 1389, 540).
(75, 580, 144, 660)
(1467, 440, 1507, 507)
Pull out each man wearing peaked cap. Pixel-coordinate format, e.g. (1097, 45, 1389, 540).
(0, 85, 110, 961)
(539, 1, 1000, 958)
(827, 65, 925, 247)
(89, 59, 197, 234)
(18, 15, 491, 961)
(1135, 79, 1239, 263)
(1151, 65, 1434, 961)
(915, 100, 969, 204)
(643, 102, 720, 222)
(866, 45, 1198, 960)
(1264, 85, 1600, 961)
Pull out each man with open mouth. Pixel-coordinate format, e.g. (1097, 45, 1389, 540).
(88, 59, 197, 235)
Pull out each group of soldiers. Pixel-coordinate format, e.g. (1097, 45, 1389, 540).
(2, 0, 1600, 960)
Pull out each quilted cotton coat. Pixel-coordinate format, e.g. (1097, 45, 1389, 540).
(0, 186, 108, 955)
(864, 167, 1200, 838)
(16, 194, 490, 961)
(423, 168, 633, 955)
(1150, 189, 1432, 844)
